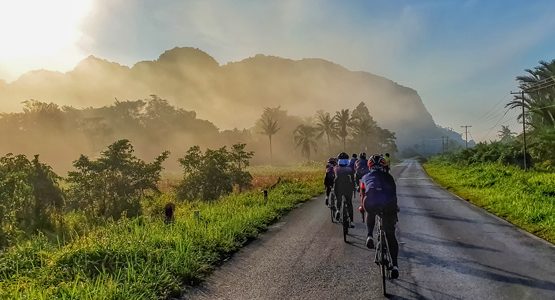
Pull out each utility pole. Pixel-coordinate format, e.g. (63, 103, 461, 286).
(461, 125, 472, 149)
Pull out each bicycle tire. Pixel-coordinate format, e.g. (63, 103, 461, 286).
(330, 192, 336, 223)
(342, 196, 348, 242)
(381, 258, 387, 296)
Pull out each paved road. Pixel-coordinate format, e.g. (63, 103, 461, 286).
(185, 160, 555, 299)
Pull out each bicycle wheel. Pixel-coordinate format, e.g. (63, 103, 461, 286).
(330, 192, 336, 223)
(381, 256, 387, 296)
(341, 196, 348, 242)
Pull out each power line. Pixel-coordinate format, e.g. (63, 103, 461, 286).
(475, 95, 511, 122)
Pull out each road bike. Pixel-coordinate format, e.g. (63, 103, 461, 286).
(374, 211, 393, 296)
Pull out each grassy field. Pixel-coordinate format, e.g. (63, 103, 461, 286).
(0, 166, 322, 299)
(424, 159, 555, 244)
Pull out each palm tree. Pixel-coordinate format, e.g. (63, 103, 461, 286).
(294, 124, 318, 161)
(315, 111, 338, 151)
(258, 107, 280, 162)
(334, 109, 351, 151)
(507, 59, 555, 128)
(350, 117, 374, 152)
(497, 125, 515, 143)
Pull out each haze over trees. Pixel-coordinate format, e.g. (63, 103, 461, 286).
(0, 47, 455, 152)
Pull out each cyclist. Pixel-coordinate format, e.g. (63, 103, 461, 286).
(334, 152, 355, 228)
(384, 152, 391, 173)
(359, 154, 399, 279)
(349, 153, 358, 172)
(354, 152, 369, 188)
(324, 157, 337, 206)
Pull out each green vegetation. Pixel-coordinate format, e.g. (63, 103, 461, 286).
(176, 143, 254, 200)
(424, 158, 555, 243)
(0, 151, 321, 299)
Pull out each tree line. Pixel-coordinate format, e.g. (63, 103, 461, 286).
(257, 102, 397, 161)
(0, 97, 398, 170)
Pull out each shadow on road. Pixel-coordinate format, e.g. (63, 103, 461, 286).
(403, 245, 555, 292)
(399, 206, 512, 228)
(389, 278, 462, 300)
(401, 232, 502, 253)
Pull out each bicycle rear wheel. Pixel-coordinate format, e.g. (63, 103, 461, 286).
(330, 192, 336, 223)
(341, 196, 348, 242)
(381, 259, 387, 296)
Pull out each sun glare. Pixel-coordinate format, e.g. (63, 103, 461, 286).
(0, 0, 92, 78)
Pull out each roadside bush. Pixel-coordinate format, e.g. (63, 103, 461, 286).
(66, 139, 169, 220)
(0, 154, 63, 248)
(176, 143, 254, 201)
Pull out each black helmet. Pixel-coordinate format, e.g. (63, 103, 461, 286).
(352, 153, 358, 158)
(360, 152, 367, 159)
(337, 152, 349, 160)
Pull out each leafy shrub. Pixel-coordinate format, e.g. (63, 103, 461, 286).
(0, 154, 63, 247)
(66, 139, 169, 220)
(176, 143, 254, 201)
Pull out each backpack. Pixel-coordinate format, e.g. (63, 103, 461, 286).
(361, 170, 396, 211)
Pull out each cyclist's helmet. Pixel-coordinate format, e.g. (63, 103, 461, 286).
(385, 153, 390, 158)
(368, 154, 387, 170)
(359, 152, 367, 160)
(352, 153, 358, 159)
(337, 152, 350, 166)
(327, 157, 337, 165)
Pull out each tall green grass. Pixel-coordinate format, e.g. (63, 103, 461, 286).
(424, 159, 555, 243)
(0, 167, 322, 299)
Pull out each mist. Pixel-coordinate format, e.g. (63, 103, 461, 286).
(0, 47, 463, 173)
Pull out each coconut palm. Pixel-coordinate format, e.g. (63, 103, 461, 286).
(497, 125, 515, 143)
(334, 109, 351, 150)
(350, 117, 375, 152)
(258, 107, 281, 162)
(315, 111, 338, 150)
(507, 59, 555, 128)
(294, 124, 318, 161)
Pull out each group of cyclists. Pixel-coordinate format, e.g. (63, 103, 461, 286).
(324, 151, 399, 279)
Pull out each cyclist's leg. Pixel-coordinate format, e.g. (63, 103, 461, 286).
(384, 214, 399, 266)
(364, 208, 377, 236)
(335, 191, 343, 218)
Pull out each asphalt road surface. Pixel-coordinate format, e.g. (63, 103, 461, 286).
(185, 160, 555, 300)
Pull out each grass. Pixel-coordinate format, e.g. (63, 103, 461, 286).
(0, 166, 322, 299)
(423, 159, 555, 244)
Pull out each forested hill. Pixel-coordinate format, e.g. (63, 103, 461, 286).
(0, 47, 445, 149)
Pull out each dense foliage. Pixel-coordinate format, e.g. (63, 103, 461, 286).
(176, 143, 254, 200)
(67, 139, 169, 220)
(505, 59, 555, 167)
(0, 154, 63, 247)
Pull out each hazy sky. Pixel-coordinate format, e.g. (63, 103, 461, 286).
(1, 0, 554, 141)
